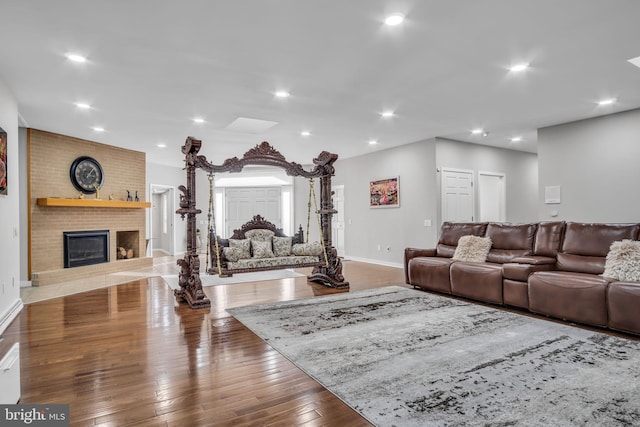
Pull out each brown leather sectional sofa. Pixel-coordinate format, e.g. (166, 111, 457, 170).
(405, 221, 640, 336)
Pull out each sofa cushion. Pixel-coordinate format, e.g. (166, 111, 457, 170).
(251, 239, 275, 259)
(229, 239, 251, 259)
(450, 262, 503, 304)
(557, 223, 640, 274)
(452, 235, 492, 262)
(529, 271, 608, 327)
(436, 222, 488, 258)
(408, 257, 455, 294)
(534, 221, 565, 256)
(561, 222, 640, 257)
(245, 229, 275, 241)
(607, 282, 640, 335)
(602, 240, 640, 282)
(273, 236, 293, 257)
(292, 242, 323, 256)
(227, 255, 320, 270)
(485, 222, 536, 264)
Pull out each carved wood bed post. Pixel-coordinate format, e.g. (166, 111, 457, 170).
(175, 137, 211, 309)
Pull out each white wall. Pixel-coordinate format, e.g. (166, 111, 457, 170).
(332, 137, 539, 267)
(19, 128, 28, 283)
(146, 162, 187, 254)
(538, 108, 640, 222)
(334, 139, 439, 267)
(0, 77, 22, 334)
(435, 138, 539, 224)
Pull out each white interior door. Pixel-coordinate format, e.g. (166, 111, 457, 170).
(478, 171, 506, 222)
(225, 187, 281, 236)
(331, 185, 345, 257)
(441, 168, 475, 222)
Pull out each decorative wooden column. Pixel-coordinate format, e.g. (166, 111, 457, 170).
(308, 153, 349, 288)
(175, 137, 210, 309)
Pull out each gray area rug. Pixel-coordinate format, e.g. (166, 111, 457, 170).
(228, 286, 640, 426)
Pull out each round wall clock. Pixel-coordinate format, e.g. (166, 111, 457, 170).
(70, 156, 104, 194)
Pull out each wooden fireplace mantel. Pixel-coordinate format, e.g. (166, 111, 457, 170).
(36, 198, 151, 209)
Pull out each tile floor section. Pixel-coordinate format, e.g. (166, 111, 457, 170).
(20, 252, 194, 304)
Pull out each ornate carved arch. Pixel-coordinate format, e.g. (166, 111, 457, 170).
(174, 137, 349, 309)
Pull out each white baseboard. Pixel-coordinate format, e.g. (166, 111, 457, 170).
(343, 256, 403, 269)
(20, 281, 31, 288)
(0, 299, 24, 336)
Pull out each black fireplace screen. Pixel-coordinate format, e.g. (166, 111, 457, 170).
(63, 230, 110, 268)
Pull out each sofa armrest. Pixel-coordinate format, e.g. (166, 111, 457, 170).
(404, 248, 437, 284)
(503, 257, 557, 282)
(510, 256, 556, 265)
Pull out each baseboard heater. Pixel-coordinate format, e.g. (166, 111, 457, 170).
(0, 343, 20, 403)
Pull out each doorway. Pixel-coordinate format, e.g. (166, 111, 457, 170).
(478, 171, 506, 222)
(331, 185, 345, 257)
(149, 184, 176, 255)
(225, 187, 282, 237)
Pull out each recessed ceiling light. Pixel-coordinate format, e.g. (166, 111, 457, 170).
(193, 117, 205, 124)
(597, 98, 616, 106)
(471, 128, 484, 135)
(510, 136, 523, 142)
(381, 111, 394, 118)
(509, 63, 529, 72)
(66, 53, 87, 63)
(275, 91, 290, 98)
(75, 102, 91, 109)
(384, 13, 405, 26)
(300, 131, 311, 136)
(368, 140, 378, 145)
(157, 143, 167, 148)
(92, 126, 105, 132)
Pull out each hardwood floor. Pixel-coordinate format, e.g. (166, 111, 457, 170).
(6, 261, 406, 426)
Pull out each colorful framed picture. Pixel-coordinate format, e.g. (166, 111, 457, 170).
(0, 127, 6, 195)
(370, 176, 399, 208)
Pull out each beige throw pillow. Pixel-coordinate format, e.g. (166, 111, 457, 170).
(251, 239, 275, 259)
(273, 236, 293, 257)
(292, 242, 323, 256)
(452, 235, 492, 262)
(603, 240, 640, 282)
(229, 239, 251, 259)
(245, 229, 275, 242)
(223, 246, 243, 262)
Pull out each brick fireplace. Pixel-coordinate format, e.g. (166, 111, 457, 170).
(29, 129, 153, 286)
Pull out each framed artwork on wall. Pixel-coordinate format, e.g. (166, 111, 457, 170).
(0, 127, 7, 195)
(370, 176, 399, 208)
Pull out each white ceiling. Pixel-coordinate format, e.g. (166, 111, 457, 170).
(1, 1, 639, 168)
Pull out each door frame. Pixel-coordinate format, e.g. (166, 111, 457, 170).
(149, 184, 176, 256)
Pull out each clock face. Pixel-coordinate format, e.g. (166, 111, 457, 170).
(70, 156, 104, 194)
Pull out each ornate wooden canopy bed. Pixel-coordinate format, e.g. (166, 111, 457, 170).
(175, 138, 349, 309)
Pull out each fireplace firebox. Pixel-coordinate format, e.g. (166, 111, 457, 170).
(63, 230, 110, 268)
